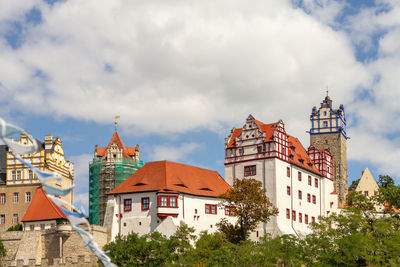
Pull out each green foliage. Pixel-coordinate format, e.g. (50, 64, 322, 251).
(378, 175, 395, 188)
(348, 178, 360, 191)
(7, 224, 22, 231)
(346, 190, 376, 217)
(217, 178, 278, 243)
(0, 239, 6, 258)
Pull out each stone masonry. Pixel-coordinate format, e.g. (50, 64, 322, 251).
(310, 133, 348, 205)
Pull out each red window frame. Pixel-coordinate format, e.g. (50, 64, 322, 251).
(308, 175, 312, 185)
(305, 214, 309, 224)
(299, 212, 303, 223)
(312, 216, 315, 223)
(225, 206, 234, 216)
(298, 171, 302, 181)
(292, 210, 296, 221)
(287, 186, 291, 196)
(158, 195, 178, 208)
(287, 167, 290, 177)
(286, 208, 290, 219)
(124, 199, 132, 212)
(307, 193, 311, 202)
(141, 197, 150, 211)
(315, 178, 318, 188)
(244, 165, 256, 176)
(205, 204, 217, 214)
(298, 190, 302, 200)
(312, 195, 316, 204)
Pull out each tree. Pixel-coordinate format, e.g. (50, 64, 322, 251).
(217, 178, 278, 243)
(348, 178, 360, 191)
(0, 239, 6, 259)
(346, 190, 376, 217)
(378, 175, 395, 188)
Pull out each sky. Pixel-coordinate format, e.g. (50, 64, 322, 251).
(1, 0, 400, 211)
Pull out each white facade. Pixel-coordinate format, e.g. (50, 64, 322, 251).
(225, 116, 338, 238)
(106, 191, 236, 241)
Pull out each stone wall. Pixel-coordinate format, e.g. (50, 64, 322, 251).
(310, 133, 348, 204)
(2, 255, 98, 267)
(1, 225, 109, 266)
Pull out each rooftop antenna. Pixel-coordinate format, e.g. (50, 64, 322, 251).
(114, 115, 120, 131)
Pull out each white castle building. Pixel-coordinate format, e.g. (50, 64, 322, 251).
(104, 161, 236, 240)
(224, 115, 338, 238)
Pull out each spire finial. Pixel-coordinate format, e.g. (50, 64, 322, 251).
(326, 86, 329, 97)
(114, 115, 120, 131)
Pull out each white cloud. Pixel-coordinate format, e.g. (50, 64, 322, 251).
(74, 192, 89, 214)
(149, 142, 202, 162)
(0, 0, 368, 139)
(69, 153, 91, 208)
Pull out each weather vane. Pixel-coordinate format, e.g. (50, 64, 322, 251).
(115, 115, 120, 131)
(326, 86, 329, 97)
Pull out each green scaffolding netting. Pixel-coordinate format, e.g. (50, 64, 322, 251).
(89, 157, 144, 225)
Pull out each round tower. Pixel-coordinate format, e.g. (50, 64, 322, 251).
(309, 93, 348, 206)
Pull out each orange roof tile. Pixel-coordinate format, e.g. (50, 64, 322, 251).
(287, 135, 321, 175)
(227, 128, 242, 148)
(22, 188, 66, 222)
(254, 120, 278, 142)
(97, 131, 136, 158)
(107, 161, 231, 197)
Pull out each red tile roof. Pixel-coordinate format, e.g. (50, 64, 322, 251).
(107, 161, 231, 197)
(227, 117, 320, 175)
(287, 135, 321, 175)
(22, 188, 66, 222)
(97, 131, 136, 158)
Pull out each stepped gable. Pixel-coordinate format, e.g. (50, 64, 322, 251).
(107, 161, 231, 197)
(227, 117, 320, 175)
(96, 131, 136, 158)
(21, 188, 66, 222)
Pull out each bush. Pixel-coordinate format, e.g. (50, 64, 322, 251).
(7, 224, 22, 231)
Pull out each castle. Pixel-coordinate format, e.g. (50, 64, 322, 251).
(104, 94, 347, 239)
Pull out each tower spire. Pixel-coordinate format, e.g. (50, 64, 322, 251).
(114, 115, 120, 132)
(326, 86, 329, 97)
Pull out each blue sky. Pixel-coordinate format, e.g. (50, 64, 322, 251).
(1, 0, 400, 210)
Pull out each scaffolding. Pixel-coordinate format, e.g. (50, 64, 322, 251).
(89, 157, 144, 226)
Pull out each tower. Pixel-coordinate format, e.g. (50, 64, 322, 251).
(89, 129, 144, 226)
(309, 93, 348, 205)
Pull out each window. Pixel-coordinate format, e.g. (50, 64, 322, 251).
(287, 167, 290, 177)
(225, 206, 234, 216)
(13, 193, 19, 203)
(292, 210, 296, 221)
(40, 224, 45, 230)
(17, 171, 21, 180)
(0, 193, 5, 204)
(26, 192, 31, 203)
(123, 199, 132, 212)
(364, 191, 369, 196)
(205, 204, 217, 214)
(307, 193, 311, 203)
(298, 190, 302, 200)
(13, 214, 18, 224)
(286, 208, 290, 219)
(305, 214, 309, 224)
(323, 111, 327, 116)
(158, 195, 178, 208)
(30, 225, 34, 231)
(323, 121, 328, 128)
(308, 176, 312, 185)
(315, 178, 318, 188)
(312, 216, 315, 223)
(244, 165, 256, 176)
(239, 148, 244, 155)
(12, 171, 16, 180)
(28, 170, 33, 180)
(141, 197, 150, 211)
(0, 215, 4, 224)
(287, 186, 291, 196)
(299, 213, 303, 223)
(298, 171, 302, 181)
(312, 195, 316, 204)
(257, 146, 262, 153)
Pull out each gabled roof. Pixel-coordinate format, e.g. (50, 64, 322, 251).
(97, 131, 136, 158)
(227, 120, 278, 148)
(287, 135, 320, 174)
(22, 188, 66, 222)
(107, 161, 231, 197)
